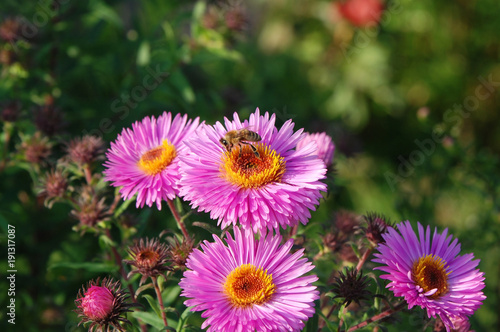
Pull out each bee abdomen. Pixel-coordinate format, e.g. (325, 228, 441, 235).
(247, 131, 261, 142)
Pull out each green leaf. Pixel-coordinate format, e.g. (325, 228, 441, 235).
(0, 212, 9, 233)
(137, 41, 151, 67)
(99, 233, 117, 249)
(191, 221, 221, 235)
(48, 262, 117, 273)
(304, 312, 319, 332)
(113, 191, 136, 218)
(162, 285, 181, 307)
(131, 311, 165, 330)
(143, 294, 161, 318)
(190, 0, 206, 38)
(161, 21, 177, 56)
(135, 283, 154, 298)
(191, 47, 243, 65)
(317, 309, 337, 332)
(170, 70, 195, 104)
(85, 0, 123, 28)
(176, 306, 195, 332)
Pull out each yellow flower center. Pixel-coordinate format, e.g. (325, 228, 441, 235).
(411, 254, 450, 299)
(137, 140, 176, 175)
(224, 264, 276, 307)
(220, 143, 286, 188)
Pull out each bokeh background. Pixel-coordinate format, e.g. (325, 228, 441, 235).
(0, 0, 499, 331)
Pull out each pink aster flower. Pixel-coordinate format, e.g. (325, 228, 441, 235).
(179, 227, 319, 332)
(296, 132, 335, 168)
(178, 108, 327, 233)
(103, 112, 200, 209)
(373, 221, 486, 331)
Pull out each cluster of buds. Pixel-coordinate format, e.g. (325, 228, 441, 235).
(123, 236, 196, 285)
(202, 2, 247, 32)
(324, 211, 391, 312)
(20, 132, 110, 231)
(323, 210, 362, 263)
(224, 6, 246, 31)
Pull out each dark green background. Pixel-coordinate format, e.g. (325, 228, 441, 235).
(0, 0, 499, 331)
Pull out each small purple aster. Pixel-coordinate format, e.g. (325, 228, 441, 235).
(296, 132, 335, 168)
(178, 108, 327, 233)
(179, 227, 319, 332)
(103, 112, 200, 209)
(373, 221, 486, 331)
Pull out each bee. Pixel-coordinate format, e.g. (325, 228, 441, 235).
(220, 128, 262, 158)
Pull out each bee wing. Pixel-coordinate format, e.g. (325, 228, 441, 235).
(233, 125, 255, 132)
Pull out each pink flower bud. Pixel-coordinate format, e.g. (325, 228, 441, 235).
(296, 132, 335, 168)
(80, 285, 114, 321)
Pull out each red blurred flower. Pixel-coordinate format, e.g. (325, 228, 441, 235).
(336, 0, 384, 27)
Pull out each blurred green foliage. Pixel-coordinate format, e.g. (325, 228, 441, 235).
(0, 0, 499, 331)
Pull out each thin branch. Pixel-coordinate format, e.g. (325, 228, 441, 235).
(355, 247, 373, 272)
(151, 276, 168, 328)
(347, 302, 405, 331)
(166, 199, 190, 240)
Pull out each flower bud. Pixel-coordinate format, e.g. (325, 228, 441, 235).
(0, 18, 21, 42)
(296, 132, 335, 168)
(20, 132, 52, 164)
(75, 277, 138, 331)
(81, 285, 114, 321)
(124, 237, 171, 285)
(331, 267, 372, 307)
(67, 135, 105, 166)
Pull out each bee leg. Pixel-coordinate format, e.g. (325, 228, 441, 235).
(241, 142, 260, 158)
(252, 146, 260, 158)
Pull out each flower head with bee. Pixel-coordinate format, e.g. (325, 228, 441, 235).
(179, 108, 327, 233)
